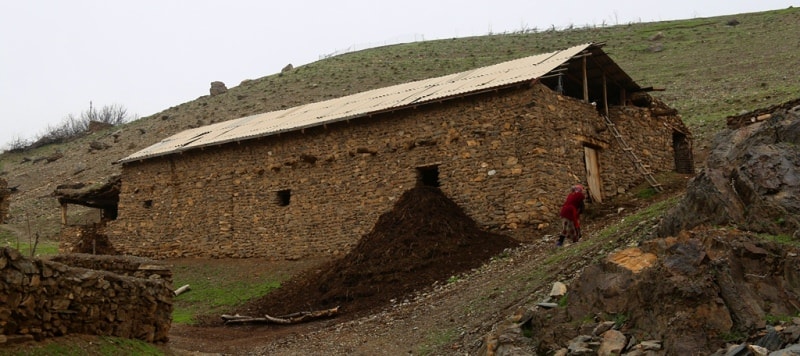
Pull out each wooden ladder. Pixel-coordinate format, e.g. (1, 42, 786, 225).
(603, 115, 663, 192)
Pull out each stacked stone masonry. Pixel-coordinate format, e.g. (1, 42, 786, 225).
(0, 247, 172, 343)
(108, 83, 691, 259)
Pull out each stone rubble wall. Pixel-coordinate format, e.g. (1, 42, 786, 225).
(50, 253, 172, 284)
(108, 83, 690, 259)
(58, 224, 119, 255)
(0, 247, 172, 343)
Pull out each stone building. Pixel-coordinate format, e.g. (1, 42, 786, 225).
(109, 43, 693, 259)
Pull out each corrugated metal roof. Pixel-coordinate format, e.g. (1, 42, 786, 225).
(119, 43, 593, 164)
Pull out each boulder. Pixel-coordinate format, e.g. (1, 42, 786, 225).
(209, 81, 227, 96)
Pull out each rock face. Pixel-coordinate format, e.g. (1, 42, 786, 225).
(526, 228, 800, 355)
(657, 102, 800, 238)
(209, 81, 227, 96)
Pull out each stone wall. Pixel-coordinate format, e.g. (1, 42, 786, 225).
(59, 224, 120, 255)
(108, 83, 690, 259)
(0, 247, 172, 343)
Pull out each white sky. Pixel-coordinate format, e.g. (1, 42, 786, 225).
(1, 0, 797, 149)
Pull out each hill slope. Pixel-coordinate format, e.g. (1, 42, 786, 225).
(1, 6, 799, 252)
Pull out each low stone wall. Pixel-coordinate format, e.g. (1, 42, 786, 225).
(0, 247, 172, 343)
(50, 253, 172, 284)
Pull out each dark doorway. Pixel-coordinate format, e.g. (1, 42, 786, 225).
(416, 165, 440, 187)
(672, 132, 694, 174)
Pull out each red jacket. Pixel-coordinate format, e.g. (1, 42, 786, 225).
(559, 191, 585, 223)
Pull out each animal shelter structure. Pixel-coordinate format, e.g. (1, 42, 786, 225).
(108, 43, 693, 259)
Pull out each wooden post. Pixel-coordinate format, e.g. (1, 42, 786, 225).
(602, 73, 609, 117)
(582, 56, 589, 103)
(620, 87, 627, 106)
(60, 203, 68, 225)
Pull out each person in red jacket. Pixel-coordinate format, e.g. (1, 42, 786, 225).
(557, 184, 586, 246)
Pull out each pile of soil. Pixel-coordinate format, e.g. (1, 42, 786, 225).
(234, 186, 519, 320)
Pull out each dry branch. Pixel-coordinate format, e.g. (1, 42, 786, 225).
(221, 306, 339, 325)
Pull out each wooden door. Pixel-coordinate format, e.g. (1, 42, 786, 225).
(584, 146, 603, 203)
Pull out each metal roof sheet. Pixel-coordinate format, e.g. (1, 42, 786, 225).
(119, 43, 593, 164)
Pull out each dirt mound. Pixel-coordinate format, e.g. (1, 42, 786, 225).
(657, 101, 800, 238)
(234, 186, 519, 320)
(523, 227, 800, 355)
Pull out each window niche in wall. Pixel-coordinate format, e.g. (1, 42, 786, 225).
(416, 164, 440, 187)
(276, 189, 291, 206)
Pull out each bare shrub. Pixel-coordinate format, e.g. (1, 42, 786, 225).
(3, 136, 31, 153)
(84, 103, 129, 126)
(25, 102, 134, 150)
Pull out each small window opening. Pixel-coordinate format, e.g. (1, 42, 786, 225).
(276, 189, 291, 206)
(416, 165, 440, 187)
(143, 200, 153, 209)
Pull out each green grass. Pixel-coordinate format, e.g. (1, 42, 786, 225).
(0, 228, 59, 257)
(720, 330, 747, 343)
(3, 336, 165, 356)
(557, 294, 569, 307)
(416, 328, 458, 356)
(755, 233, 800, 247)
(765, 313, 796, 326)
(171, 262, 282, 324)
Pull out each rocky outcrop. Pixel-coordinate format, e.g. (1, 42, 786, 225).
(0, 247, 172, 343)
(517, 228, 800, 355)
(209, 81, 227, 96)
(657, 102, 800, 238)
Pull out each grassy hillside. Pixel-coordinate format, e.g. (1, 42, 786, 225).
(0, 6, 798, 243)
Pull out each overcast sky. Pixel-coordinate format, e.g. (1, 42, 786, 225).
(1, 1, 797, 149)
